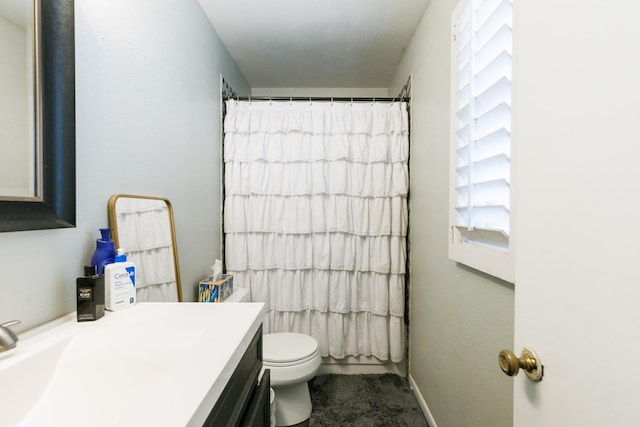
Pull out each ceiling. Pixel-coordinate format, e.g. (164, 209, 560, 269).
(197, 0, 430, 88)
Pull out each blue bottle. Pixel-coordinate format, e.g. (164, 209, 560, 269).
(90, 228, 117, 275)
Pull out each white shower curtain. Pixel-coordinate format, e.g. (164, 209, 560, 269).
(223, 99, 409, 362)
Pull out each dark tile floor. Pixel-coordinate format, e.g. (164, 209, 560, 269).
(308, 374, 429, 427)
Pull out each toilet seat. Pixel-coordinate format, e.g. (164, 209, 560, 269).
(263, 333, 319, 366)
(264, 349, 320, 367)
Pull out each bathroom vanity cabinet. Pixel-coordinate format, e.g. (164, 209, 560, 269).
(204, 326, 271, 426)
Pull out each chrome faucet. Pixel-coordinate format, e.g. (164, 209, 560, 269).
(0, 320, 20, 353)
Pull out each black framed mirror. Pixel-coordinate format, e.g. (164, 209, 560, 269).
(0, 0, 75, 232)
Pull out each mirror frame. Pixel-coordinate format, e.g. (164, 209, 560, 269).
(0, 0, 75, 232)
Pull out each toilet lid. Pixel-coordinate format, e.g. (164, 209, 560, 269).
(263, 333, 318, 363)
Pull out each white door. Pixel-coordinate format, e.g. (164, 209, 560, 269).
(511, 1, 640, 425)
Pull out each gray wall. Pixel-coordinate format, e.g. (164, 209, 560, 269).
(0, 0, 249, 332)
(389, 1, 515, 426)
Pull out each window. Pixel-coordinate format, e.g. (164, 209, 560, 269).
(449, 0, 514, 282)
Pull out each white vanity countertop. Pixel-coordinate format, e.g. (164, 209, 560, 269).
(2, 302, 265, 426)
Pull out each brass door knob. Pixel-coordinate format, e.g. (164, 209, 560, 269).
(498, 347, 543, 382)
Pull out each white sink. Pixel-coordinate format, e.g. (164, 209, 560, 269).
(0, 302, 265, 426)
(0, 335, 72, 426)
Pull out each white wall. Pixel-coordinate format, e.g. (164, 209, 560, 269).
(0, 0, 249, 332)
(388, 1, 514, 426)
(252, 87, 388, 98)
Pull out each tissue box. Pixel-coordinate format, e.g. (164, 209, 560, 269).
(198, 274, 234, 302)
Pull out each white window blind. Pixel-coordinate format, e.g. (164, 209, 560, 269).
(449, 0, 514, 282)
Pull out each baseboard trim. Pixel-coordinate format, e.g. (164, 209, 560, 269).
(318, 363, 405, 376)
(408, 373, 437, 427)
(318, 356, 406, 376)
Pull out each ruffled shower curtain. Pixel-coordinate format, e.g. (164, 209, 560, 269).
(223, 99, 408, 362)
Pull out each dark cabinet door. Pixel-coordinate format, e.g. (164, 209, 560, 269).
(239, 369, 270, 427)
(204, 326, 264, 427)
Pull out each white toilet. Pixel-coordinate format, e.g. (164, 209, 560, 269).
(263, 332, 321, 426)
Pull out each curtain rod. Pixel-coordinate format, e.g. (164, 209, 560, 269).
(398, 74, 412, 100)
(224, 96, 409, 102)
